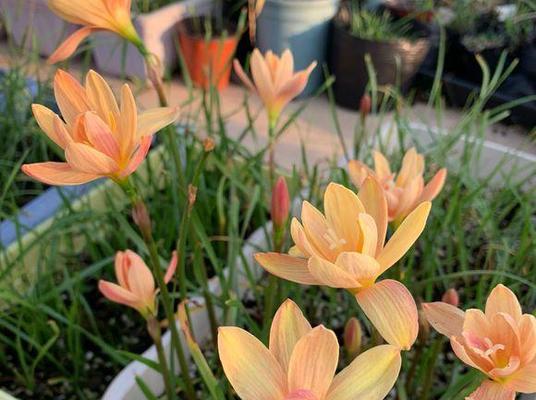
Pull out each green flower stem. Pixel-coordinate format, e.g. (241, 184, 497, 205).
(267, 117, 278, 185)
(147, 316, 176, 400)
(118, 179, 197, 400)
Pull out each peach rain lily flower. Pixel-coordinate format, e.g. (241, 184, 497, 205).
(22, 69, 179, 185)
(47, 0, 141, 64)
(255, 179, 431, 350)
(99, 250, 177, 317)
(219, 299, 402, 400)
(233, 49, 317, 124)
(348, 147, 446, 223)
(423, 284, 536, 400)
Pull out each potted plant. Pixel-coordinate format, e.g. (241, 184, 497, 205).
(437, 0, 536, 125)
(0, 0, 76, 57)
(446, 0, 535, 84)
(255, 0, 341, 97)
(92, 0, 214, 79)
(330, 5, 431, 109)
(177, 12, 245, 90)
(382, 0, 436, 22)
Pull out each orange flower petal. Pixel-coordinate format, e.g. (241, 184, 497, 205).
(53, 70, 90, 126)
(118, 84, 137, 158)
(114, 251, 130, 289)
(48, 26, 94, 64)
(357, 176, 388, 255)
(21, 162, 99, 185)
(324, 183, 365, 252)
(301, 201, 338, 261)
(233, 59, 256, 92)
(254, 253, 320, 285)
(163, 251, 178, 284)
(373, 150, 392, 181)
(420, 168, 447, 202)
(308, 256, 360, 288)
(98, 280, 139, 309)
(122, 135, 152, 177)
(358, 213, 377, 257)
(276, 61, 317, 110)
(518, 315, 536, 364)
(290, 218, 317, 258)
(348, 160, 373, 188)
(485, 284, 522, 322)
(450, 335, 489, 373)
(396, 147, 418, 187)
(376, 201, 431, 274)
(355, 279, 418, 350)
(65, 142, 118, 175)
(218, 327, 287, 400)
(327, 345, 401, 400)
(250, 49, 276, 107)
(287, 326, 339, 399)
(422, 302, 465, 338)
(85, 70, 120, 124)
(84, 112, 120, 159)
(506, 362, 536, 393)
(273, 49, 294, 92)
(269, 299, 312, 372)
(136, 107, 180, 138)
(466, 380, 515, 400)
(334, 252, 379, 286)
(126, 255, 155, 302)
(32, 105, 68, 149)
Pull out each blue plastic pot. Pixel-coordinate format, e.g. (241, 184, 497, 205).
(256, 0, 340, 97)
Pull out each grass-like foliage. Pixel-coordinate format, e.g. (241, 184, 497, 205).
(0, 6, 535, 400)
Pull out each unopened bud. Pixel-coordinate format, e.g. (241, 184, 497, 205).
(132, 201, 152, 238)
(147, 316, 161, 343)
(442, 288, 459, 307)
(418, 309, 430, 342)
(359, 94, 371, 118)
(188, 185, 197, 210)
(271, 177, 290, 229)
(343, 317, 362, 360)
(203, 137, 215, 152)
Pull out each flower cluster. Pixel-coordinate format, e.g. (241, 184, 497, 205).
(19, 1, 534, 399)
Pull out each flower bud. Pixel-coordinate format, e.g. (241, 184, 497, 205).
(343, 317, 362, 360)
(418, 309, 430, 342)
(271, 177, 290, 229)
(188, 184, 198, 211)
(442, 288, 459, 307)
(359, 94, 371, 118)
(132, 201, 152, 239)
(203, 137, 215, 152)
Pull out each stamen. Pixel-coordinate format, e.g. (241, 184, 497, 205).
(323, 228, 347, 250)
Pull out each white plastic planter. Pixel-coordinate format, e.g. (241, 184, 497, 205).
(92, 0, 214, 80)
(373, 121, 536, 188)
(0, 0, 76, 57)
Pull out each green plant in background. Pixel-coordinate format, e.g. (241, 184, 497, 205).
(0, 67, 59, 219)
(449, 0, 535, 51)
(348, 7, 415, 40)
(134, 0, 178, 13)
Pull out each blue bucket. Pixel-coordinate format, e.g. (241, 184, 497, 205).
(256, 0, 341, 97)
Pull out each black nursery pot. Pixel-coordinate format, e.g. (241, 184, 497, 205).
(330, 22, 430, 109)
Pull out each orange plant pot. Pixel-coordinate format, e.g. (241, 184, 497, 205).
(178, 18, 238, 91)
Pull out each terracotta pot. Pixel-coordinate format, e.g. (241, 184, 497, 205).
(177, 17, 239, 90)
